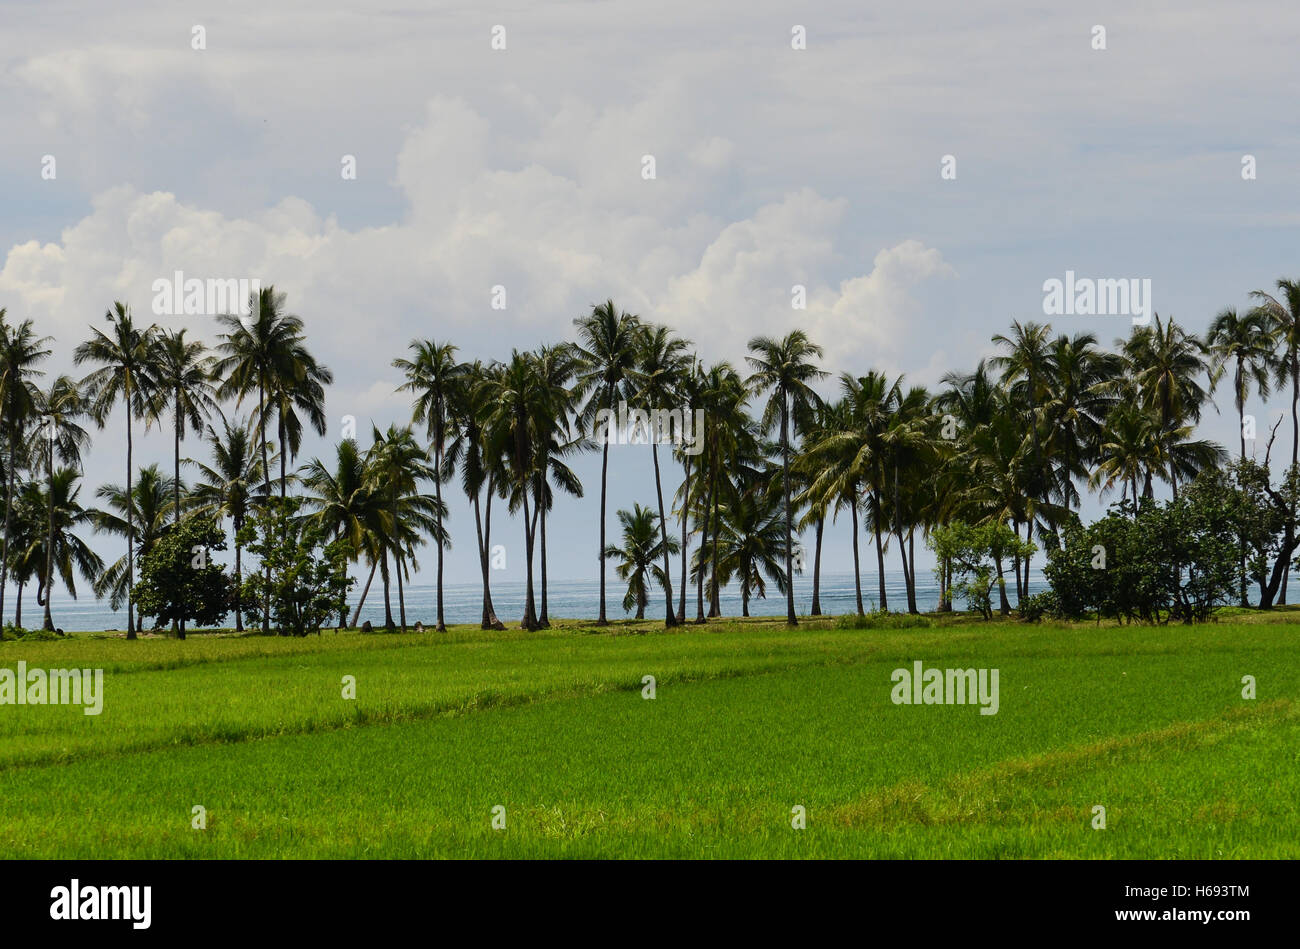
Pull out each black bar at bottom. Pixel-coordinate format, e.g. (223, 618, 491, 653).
(4, 858, 1284, 936)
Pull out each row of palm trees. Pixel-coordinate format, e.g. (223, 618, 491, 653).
(1, 278, 1297, 635)
(0, 289, 330, 637)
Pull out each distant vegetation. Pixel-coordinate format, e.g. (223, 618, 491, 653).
(2, 279, 1300, 635)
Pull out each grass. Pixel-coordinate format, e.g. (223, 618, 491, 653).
(1, 615, 1297, 858)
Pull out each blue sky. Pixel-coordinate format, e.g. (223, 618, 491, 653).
(1, 1, 1298, 597)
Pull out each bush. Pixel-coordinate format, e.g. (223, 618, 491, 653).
(133, 516, 233, 636)
(238, 497, 353, 637)
(1045, 472, 1241, 624)
(835, 610, 931, 630)
(1017, 591, 1059, 623)
(928, 520, 1035, 620)
(18, 628, 60, 642)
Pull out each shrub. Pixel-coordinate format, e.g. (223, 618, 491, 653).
(834, 610, 931, 630)
(238, 497, 353, 637)
(1017, 591, 1059, 623)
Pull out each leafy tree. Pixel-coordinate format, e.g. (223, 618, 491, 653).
(1046, 476, 1241, 624)
(239, 497, 352, 636)
(928, 521, 1034, 621)
(133, 517, 231, 635)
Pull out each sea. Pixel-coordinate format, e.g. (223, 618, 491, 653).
(29, 570, 1052, 632)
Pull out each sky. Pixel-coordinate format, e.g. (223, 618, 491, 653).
(1, 1, 1299, 602)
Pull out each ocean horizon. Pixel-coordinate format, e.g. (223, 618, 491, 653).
(25, 570, 1052, 632)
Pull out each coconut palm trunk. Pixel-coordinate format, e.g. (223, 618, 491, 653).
(871, 488, 888, 611)
(396, 548, 407, 633)
(779, 397, 797, 626)
(695, 460, 712, 624)
(850, 494, 864, 616)
(43, 437, 55, 630)
(126, 383, 137, 638)
(677, 455, 691, 624)
(380, 549, 394, 629)
(258, 380, 270, 635)
(522, 491, 538, 630)
(810, 516, 824, 615)
(995, 556, 1011, 615)
(650, 441, 676, 627)
(709, 478, 722, 618)
(539, 504, 550, 628)
(434, 447, 446, 631)
(174, 401, 185, 638)
(476, 483, 503, 629)
(596, 390, 613, 625)
(350, 558, 378, 627)
(233, 517, 244, 631)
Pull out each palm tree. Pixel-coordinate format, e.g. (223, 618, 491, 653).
(530, 344, 586, 628)
(215, 287, 331, 632)
(301, 438, 381, 629)
(991, 320, 1054, 536)
(480, 351, 545, 629)
(7, 488, 41, 629)
(603, 503, 679, 619)
(91, 463, 175, 628)
(1090, 402, 1160, 508)
(1206, 306, 1275, 459)
(19, 470, 103, 631)
(1251, 280, 1300, 468)
(1119, 314, 1211, 493)
(672, 360, 704, 622)
(33, 376, 91, 630)
(365, 425, 442, 632)
(153, 329, 217, 524)
(394, 340, 466, 631)
(715, 472, 795, 617)
(0, 315, 49, 628)
(1040, 333, 1120, 508)
(572, 300, 641, 625)
(841, 370, 899, 611)
(151, 328, 217, 638)
(188, 413, 266, 632)
(630, 324, 692, 628)
(798, 395, 864, 615)
(745, 330, 825, 626)
(74, 303, 161, 638)
(1250, 278, 1300, 602)
(881, 383, 934, 613)
(1206, 305, 1274, 609)
(448, 360, 505, 629)
(691, 362, 758, 621)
